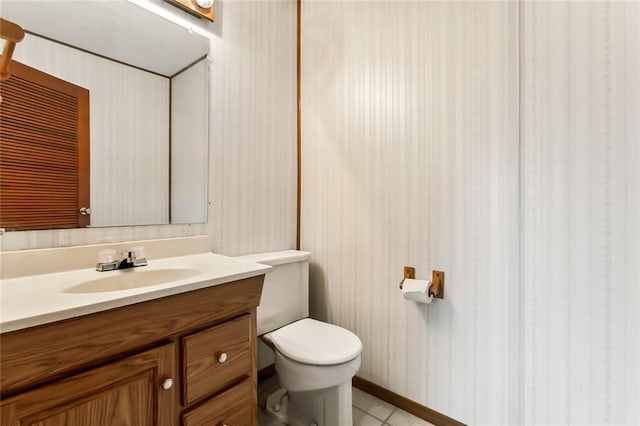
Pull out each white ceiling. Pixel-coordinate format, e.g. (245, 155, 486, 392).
(1, 0, 209, 77)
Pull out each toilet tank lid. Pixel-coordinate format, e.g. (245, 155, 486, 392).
(268, 318, 362, 366)
(236, 250, 310, 266)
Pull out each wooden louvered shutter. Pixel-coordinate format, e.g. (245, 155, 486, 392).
(0, 61, 89, 231)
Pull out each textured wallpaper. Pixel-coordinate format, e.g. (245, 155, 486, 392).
(521, 1, 640, 424)
(208, 0, 298, 256)
(301, 0, 638, 424)
(301, 2, 519, 423)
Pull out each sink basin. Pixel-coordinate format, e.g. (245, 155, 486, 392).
(64, 267, 202, 293)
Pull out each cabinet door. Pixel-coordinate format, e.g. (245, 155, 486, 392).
(1, 343, 176, 426)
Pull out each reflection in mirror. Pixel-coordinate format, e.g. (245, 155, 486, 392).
(0, 0, 209, 230)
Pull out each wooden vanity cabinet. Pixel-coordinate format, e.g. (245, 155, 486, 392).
(0, 275, 264, 426)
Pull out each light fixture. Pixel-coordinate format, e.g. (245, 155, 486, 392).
(0, 17, 25, 104)
(165, 0, 214, 22)
(0, 18, 25, 81)
(195, 0, 213, 9)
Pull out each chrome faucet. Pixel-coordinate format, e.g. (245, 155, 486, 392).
(96, 247, 148, 272)
(118, 249, 148, 269)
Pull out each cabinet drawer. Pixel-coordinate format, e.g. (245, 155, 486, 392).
(183, 315, 252, 405)
(182, 378, 254, 426)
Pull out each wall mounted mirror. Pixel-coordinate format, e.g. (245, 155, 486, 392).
(0, 0, 209, 230)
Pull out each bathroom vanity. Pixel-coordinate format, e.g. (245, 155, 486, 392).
(0, 245, 269, 426)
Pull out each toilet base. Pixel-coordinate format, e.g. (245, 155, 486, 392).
(264, 389, 293, 425)
(264, 381, 353, 426)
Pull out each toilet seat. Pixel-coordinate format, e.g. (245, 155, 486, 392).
(267, 318, 362, 366)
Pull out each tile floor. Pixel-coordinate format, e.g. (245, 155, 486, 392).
(258, 376, 435, 426)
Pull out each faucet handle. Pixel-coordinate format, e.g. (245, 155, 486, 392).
(132, 246, 146, 259)
(131, 246, 148, 267)
(96, 249, 118, 271)
(98, 249, 116, 263)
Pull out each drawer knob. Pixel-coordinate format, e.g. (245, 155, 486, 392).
(161, 378, 174, 390)
(218, 352, 228, 363)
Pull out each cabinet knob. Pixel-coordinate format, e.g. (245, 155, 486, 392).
(218, 352, 228, 363)
(161, 378, 174, 390)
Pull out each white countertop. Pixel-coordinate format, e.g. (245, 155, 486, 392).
(0, 252, 271, 333)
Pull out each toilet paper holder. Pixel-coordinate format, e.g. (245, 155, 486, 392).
(399, 267, 445, 299)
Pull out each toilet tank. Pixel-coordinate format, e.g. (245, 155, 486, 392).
(237, 250, 310, 335)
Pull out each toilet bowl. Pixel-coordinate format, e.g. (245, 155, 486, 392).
(264, 318, 362, 391)
(262, 318, 362, 426)
(237, 251, 362, 426)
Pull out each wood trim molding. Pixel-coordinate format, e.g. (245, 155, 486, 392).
(76, 79, 90, 228)
(25, 31, 168, 79)
(352, 376, 466, 426)
(295, 0, 302, 250)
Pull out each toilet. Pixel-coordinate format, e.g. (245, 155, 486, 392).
(238, 250, 362, 426)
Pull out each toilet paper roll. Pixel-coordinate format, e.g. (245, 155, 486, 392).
(402, 278, 433, 304)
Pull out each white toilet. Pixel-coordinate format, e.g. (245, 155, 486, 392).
(238, 250, 362, 426)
